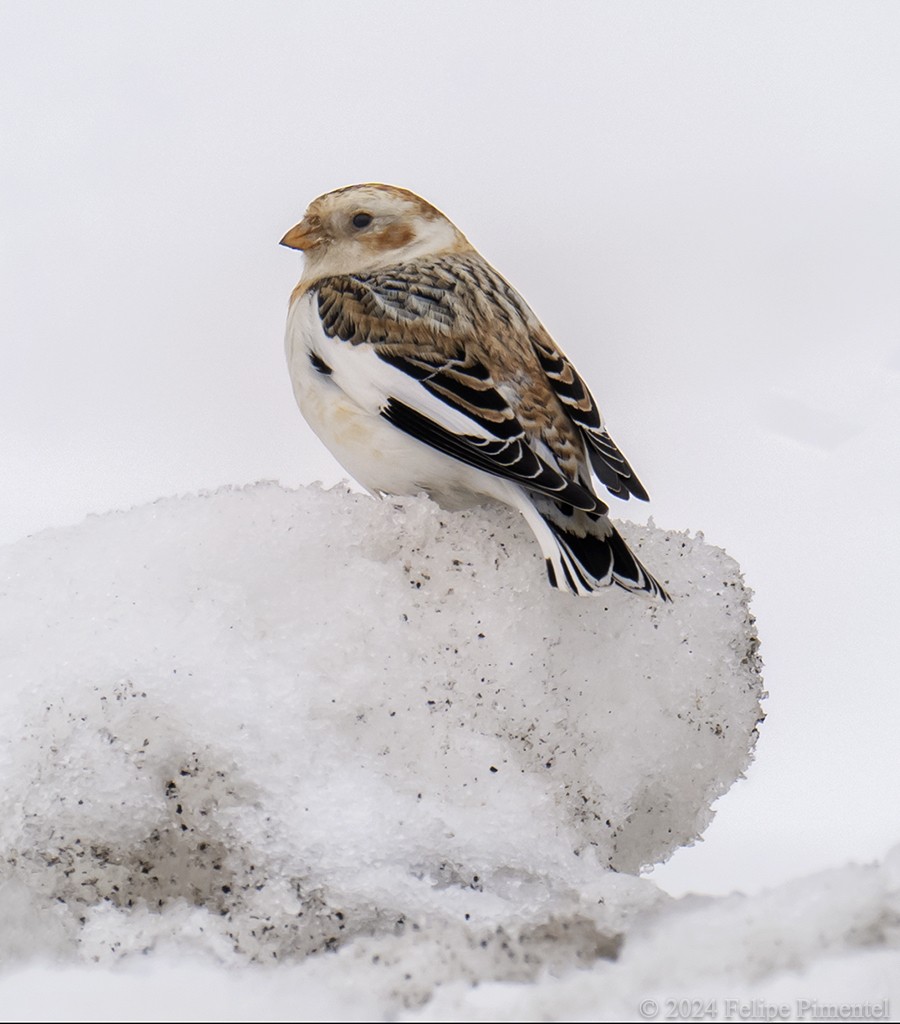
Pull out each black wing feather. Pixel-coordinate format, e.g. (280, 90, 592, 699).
(381, 398, 606, 515)
(532, 337, 650, 502)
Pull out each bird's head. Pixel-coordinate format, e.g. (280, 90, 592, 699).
(280, 183, 469, 282)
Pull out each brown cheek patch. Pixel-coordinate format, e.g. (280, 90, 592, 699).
(371, 223, 416, 252)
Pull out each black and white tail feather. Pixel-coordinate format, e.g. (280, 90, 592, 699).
(531, 497, 670, 601)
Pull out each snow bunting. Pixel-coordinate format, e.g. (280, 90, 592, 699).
(280, 184, 669, 600)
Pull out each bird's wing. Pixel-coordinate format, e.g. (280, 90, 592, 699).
(303, 264, 606, 514)
(529, 330, 650, 501)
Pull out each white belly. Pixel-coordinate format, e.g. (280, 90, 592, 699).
(284, 294, 515, 511)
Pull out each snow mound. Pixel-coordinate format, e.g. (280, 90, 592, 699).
(0, 483, 762, 985)
(0, 853, 898, 1020)
(405, 847, 900, 1021)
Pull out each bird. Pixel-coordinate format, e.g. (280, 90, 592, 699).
(280, 183, 669, 601)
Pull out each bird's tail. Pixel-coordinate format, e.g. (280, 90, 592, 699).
(524, 498, 671, 601)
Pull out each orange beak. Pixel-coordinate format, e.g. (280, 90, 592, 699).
(279, 218, 323, 251)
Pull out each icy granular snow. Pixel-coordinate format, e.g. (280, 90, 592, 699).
(0, 482, 775, 1009)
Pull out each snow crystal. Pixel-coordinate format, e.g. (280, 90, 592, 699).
(0, 482, 764, 1008)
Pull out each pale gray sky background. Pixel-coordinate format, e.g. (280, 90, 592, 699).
(1, 1, 898, 896)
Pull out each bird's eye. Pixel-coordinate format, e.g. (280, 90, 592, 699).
(351, 212, 373, 229)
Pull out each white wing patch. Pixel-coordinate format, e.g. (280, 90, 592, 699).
(290, 293, 496, 441)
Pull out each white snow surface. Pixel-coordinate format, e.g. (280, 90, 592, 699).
(0, 483, 896, 1018)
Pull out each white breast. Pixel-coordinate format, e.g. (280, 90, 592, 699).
(284, 293, 517, 510)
